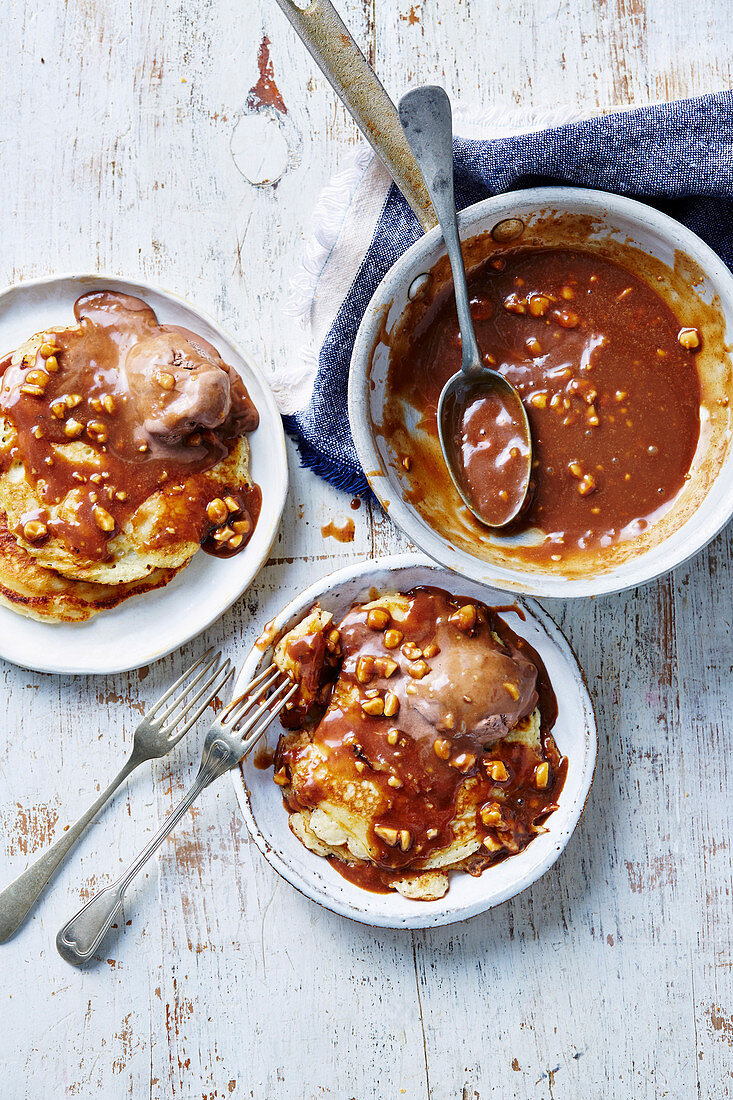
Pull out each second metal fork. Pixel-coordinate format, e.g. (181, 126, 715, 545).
(0, 648, 232, 944)
(56, 663, 296, 965)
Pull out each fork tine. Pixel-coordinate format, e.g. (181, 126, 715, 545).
(222, 667, 283, 727)
(160, 657, 233, 733)
(155, 650, 222, 726)
(241, 683, 298, 752)
(146, 646, 218, 719)
(235, 676, 294, 738)
(169, 664, 236, 744)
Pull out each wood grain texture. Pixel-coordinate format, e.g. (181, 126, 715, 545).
(1, 1, 732, 1097)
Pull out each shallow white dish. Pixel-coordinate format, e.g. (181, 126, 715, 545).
(0, 273, 288, 675)
(349, 187, 733, 598)
(231, 553, 596, 929)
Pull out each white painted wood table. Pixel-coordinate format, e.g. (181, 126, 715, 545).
(1, 1, 732, 1096)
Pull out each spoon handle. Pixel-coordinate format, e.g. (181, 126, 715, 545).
(399, 86, 482, 374)
(274, 0, 436, 231)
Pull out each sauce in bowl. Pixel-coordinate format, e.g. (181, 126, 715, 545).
(385, 247, 703, 563)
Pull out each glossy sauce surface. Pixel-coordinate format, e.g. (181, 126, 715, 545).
(445, 383, 531, 525)
(0, 292, 260, 561)
(276, 588, 565, 883)
(386, 248, 702, 560)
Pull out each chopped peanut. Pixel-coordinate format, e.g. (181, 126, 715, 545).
(374, 824, 399, 847)
(23, 519, 48, 541)
(486, 760, 509, 782)
(383, 691, 400, 718)
(366, 607, 390, 630)
(361, 697, 385, 716)
(64, 418, 84, 438)
(449, 604, 477, 632)
(678, 327, 701, 350)
(528, 294, 550, 317)
(356, 655, 375, 684)
(535, 762, 551, 789)
(383, 628, 403, 649)
(408, 660, 430, 680)
(206, 498, 228, 525)
(92, 504, 115, 532)
(450, 752, 476, 773)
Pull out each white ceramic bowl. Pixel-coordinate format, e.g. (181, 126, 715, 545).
(349, 187, 733, 597)
(231, 553, 596, 929)
(0, 274, 288, 675)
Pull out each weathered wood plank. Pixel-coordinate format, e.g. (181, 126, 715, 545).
(0, 0, 731, 1097)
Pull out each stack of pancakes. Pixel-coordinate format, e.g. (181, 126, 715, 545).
(271, 589, 564, 901)
(0, 292, 258, 623)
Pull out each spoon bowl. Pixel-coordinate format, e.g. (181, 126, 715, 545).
(398, 86, 533, 527)
(438, 369, 533, 527)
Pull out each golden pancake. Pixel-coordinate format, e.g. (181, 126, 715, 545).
(0, 507, 178, 623)
(271, 589, 566, 901)
(0, 292, 261, 597)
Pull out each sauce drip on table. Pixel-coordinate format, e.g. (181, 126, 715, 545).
(276, 587, 565, 884)
(0, 291, 261, 561)
(386, 247, 702, 560)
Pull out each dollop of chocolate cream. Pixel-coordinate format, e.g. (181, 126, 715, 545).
(278, 587, 564, 875)
(0, 291, 260, 561)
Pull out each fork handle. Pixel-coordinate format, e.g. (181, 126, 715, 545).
(0, 754, 140, 944)
(56, 744, 227, 965)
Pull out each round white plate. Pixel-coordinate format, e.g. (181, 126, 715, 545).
(0, 274, 288, 675)
(231, 554, 597, 929)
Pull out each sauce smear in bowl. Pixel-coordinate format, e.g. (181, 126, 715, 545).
(386, 246, 702, 563)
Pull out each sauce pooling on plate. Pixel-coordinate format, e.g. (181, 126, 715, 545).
(386, 248, 702, 561)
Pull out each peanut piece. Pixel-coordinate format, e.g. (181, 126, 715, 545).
(486, 761, 509, 782)
(374, 824, 399, 847)
(383, 692, 400, 718)
(361, 697, 385, 717)
(206, 498, 228, 525)
(449, 604, 477, 632)
(23, 519, 48, 541)
(356, 655, 375, 684)
(535, 762, 551, 789)
(92, 504, 115, 532)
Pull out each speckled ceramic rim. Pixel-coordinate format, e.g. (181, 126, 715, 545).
(0, 272, 288, 674)
(230, 553, 597, 930)
(348, 187, 733, 598)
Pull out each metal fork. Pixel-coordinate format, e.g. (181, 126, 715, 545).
(0, 648, 231, 944)
(56, 663, 296, 965)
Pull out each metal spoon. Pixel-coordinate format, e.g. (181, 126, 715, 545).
(398, 86, 532, 527)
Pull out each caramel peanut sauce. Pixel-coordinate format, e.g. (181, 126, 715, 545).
(0, 292, 261, 563)
(273, 587, 565, 895)
(384, 247, 703, 563)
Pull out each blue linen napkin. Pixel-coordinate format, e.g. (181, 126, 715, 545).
(284, 90, 733, 498)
